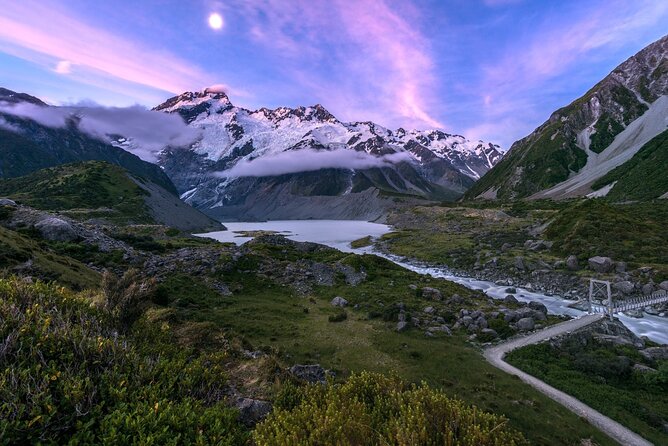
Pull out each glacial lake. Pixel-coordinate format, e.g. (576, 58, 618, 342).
(197, 220, 668, 344)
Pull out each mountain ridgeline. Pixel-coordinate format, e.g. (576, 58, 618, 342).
(154, 90, 502, 220)
(466, 34, 668, 201)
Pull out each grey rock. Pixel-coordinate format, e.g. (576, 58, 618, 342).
(35, 217, 77, 242)
(503, 310, 519, 323)
(235, 398, 272, 427)
(501, 242, 512, 251)
(641, 347, 668, 361)
(408, 284, 418, 290)
(642, 283, 655, 295)
(476, 317, 488, 329)
(480, 328, 499, 339)
(632, 364, 656, 373)
(566, 255, 579, 271)
(612, 281, 635, 295)
(330, 296, 348, 307)
(423, 306, 435, 314)
(659, 280, 668, 291)
(460, 316, 473, 327)
(289, 364, 328, 383)
(615, 262, 627, 273)
(514, 256, 525, 270)
(504, 294, 518, 304)
(421, 287, 443, 300)
(528, 301, 548, 314)
(588, 256, 614, 273)
(0, 198, 17, 207)
(427, 325, 452, 335)
(532, 310, 547, 321)
(505, 287, 517, 294)
(396, 321, 408, 332)
(516, 317, 535, 331)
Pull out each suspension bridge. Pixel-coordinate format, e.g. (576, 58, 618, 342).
(588, 279, 668, 320)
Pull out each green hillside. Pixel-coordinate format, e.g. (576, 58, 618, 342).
(0, 161, 153, 223)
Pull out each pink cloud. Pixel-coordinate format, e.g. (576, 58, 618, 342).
(0, 1, 217, 95)
(234, 0, 443, 130)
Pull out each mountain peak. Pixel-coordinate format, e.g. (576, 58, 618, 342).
(153, 89, 231, 114)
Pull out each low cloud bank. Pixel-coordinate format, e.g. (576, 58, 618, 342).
(0, 101, 199, 162)
(216, 148, 413, 178)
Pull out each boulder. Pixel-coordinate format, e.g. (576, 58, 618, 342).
(459, 316, 473, 327)
(235, 398, 272, 427)
(516, 317, 535, 331)
(612, 281, 635, 295)
(504, 294, 518, 304)
(0, 198, 17, 207)
(588, 256, 613, 273)
(289, 364, 328, 383)
(524, 239, 553, 251)
(421, 287, 443, 300)
(35, 217, 77, 242)
(330, 296, 348, 307)
(566, 255, 579, 271)
(480, 328, 499, 339)
(659, 281, 668, 291)
(503, 310, 519, 323)
(396, 321, 408, 332)
(514, 256, 525, 270)
(505, 287, 517, 294)
(426, 325, 452, 335)
(641, 347, 668, 361)
(528, 301, 548, 314)
(642, 283, 655, 295)
(423, 306, 435, 314)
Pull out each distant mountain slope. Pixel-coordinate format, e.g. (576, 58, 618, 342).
(155, 89, 502, 220)
(0, 88, 176, 194)
(589, 128, 668, 201)
(0, 161, 223, 231)
(465, 34, 668, 200)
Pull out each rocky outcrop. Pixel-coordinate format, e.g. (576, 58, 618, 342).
(588, 256, 614, 273)
(289, 364, 329, 384)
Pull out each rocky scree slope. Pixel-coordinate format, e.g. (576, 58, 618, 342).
(466, 34, 668, 200)
(154, 89, 502, 220)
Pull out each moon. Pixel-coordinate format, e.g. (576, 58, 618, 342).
(208, 13, 224, 30)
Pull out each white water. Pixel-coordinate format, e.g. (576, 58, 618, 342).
(197, 220, 668, 344)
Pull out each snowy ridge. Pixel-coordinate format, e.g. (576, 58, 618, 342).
(154, 90, 503, 181)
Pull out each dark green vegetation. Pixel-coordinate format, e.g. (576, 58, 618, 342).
(0, 276, 247, 445)
(254, 372, 527, 445)
(507, 338, 668, 445)
(0, 161, 153, 223)
(544, 199, 668, 277)
(591, 129, 668, 201)
(0, 225, 99, 289)
(380, 199, 668, 280)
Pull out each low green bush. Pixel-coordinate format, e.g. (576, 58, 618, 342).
(254, 372, 527, 445)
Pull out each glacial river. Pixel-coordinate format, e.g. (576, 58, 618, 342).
(197, 220, 668, 344)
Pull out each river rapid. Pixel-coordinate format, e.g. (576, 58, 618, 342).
(197, 220, 668, 344)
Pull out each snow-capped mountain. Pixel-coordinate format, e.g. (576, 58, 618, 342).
(155, 88, 503, 220)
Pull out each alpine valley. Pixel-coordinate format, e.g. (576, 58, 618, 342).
(1, 7, 667, 445)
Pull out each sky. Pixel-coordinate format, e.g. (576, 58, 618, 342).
(0, 0, 666, 148)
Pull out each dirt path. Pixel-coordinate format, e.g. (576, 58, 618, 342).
(484, 314, 653, 446)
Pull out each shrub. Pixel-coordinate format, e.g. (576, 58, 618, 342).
(99, 269, 155, 329)
(254, 372, 527, 445)
(0, 277, 247, 444)
(328, 310, 347, 323)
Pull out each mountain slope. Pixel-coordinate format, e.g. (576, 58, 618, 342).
(589, 128, 668, 201)
(0, 161, 223, 231)
(0, 88, 176, 194)
(155, 89, 502, 220)
(465, 34, 668, 200)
